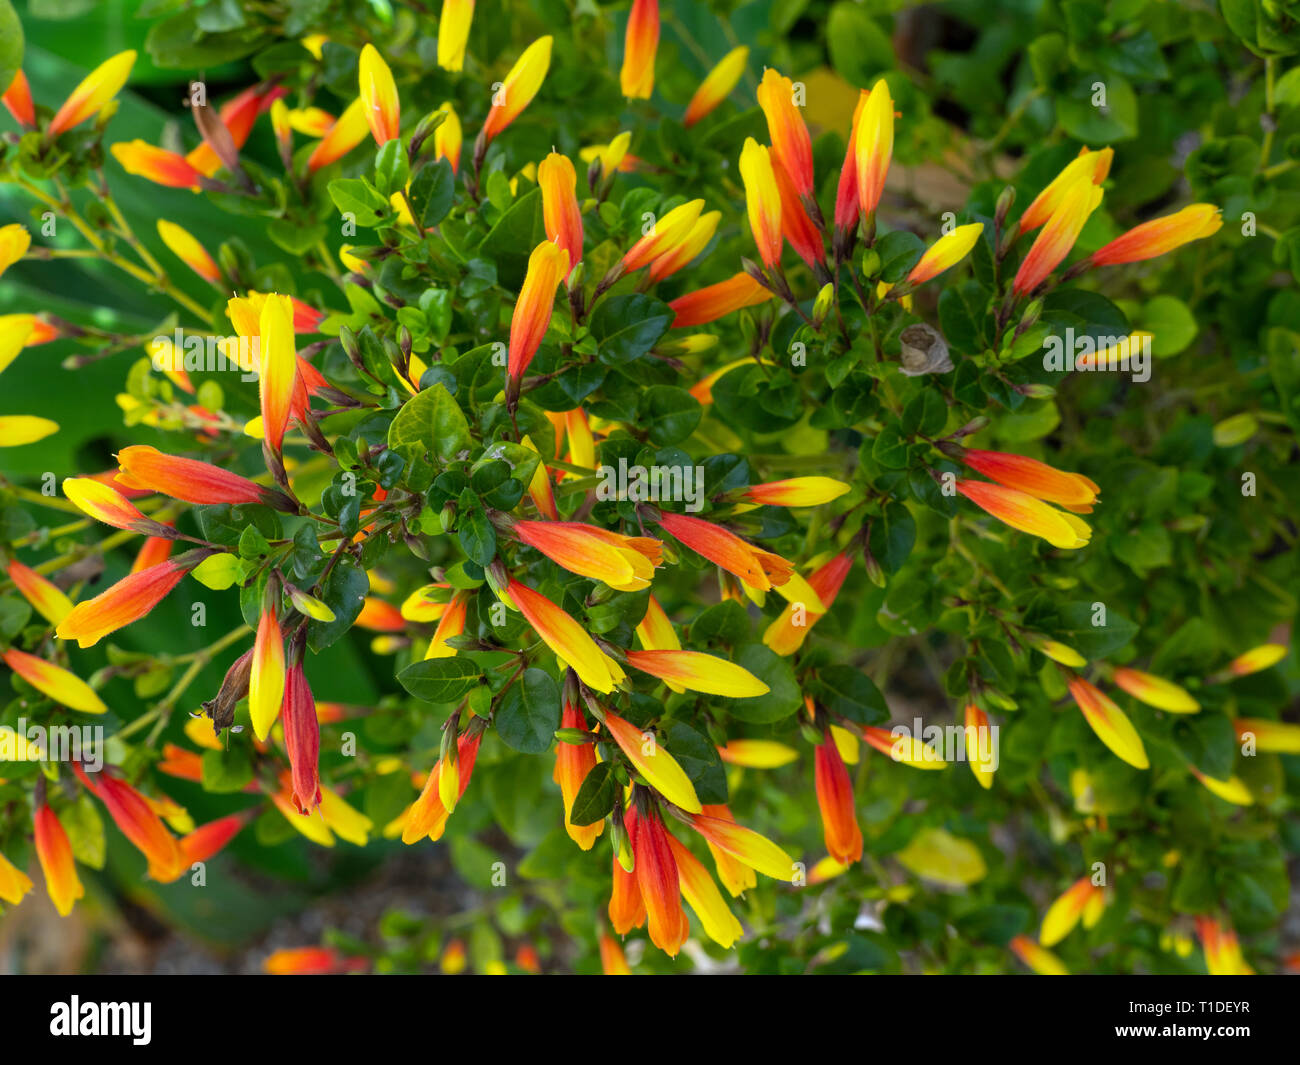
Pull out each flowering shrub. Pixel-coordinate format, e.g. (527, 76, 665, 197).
(0, 0, 1297, 976)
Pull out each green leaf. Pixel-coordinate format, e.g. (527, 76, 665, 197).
(665, 721, 727, 804)
(1142, 296, 1198, 357)
(0, 1, 23, 97)
(722, 644, 802, 723)
(373, 140, 410, 198)
(871, 425, 910, 469)
(826, 1, 894, 86)
(458, 507, 498, 567)
(641, 385, 702, 446)
(327, 177, 390, 227)
(1050, 601, 1138, 659)
(306, 561, 369, 652)
(495, 668, 560, 753)
(388, 383, 473, 464)
(813, 664, 890, 725)
(201, 746, 254, 793)
(568, 761, 617, 826)
(869, 502, 916, 573)
(396, 658, 484, 704)
(410, 157, 455, 228)
(591, 294, 673, 365)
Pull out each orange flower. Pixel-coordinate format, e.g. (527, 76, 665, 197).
(116, 445, 270, 505)
(696, 803, 755, 896)
(620, 0, 659, 99)
(2, 649, 106, 714)
(860, 725, 947, 768)
(625, 649, 768, 697)
(626, 802, 688, 956)
(282, 662, 322, 814)
(0, 846, 34, 906)
(424, 589, 469, 659)
(622, 199, 705, 272)
(63, 475, 163, 533)
(257, 293, 298, 453)
(907, 223, 984, 285)
(402, 731, 482, 843)
(855, 79, 894, 217)
(74, 764, 185, 882)
(772, 158, 824, 269)
(186, 84, 280, 178)
(56, 555, 198, 648)
(507, 240, 570, 387)
(814, 730, 862, 865)
(110, 141, 203, 190)
(180, 813, 248, 864)
(1233, 717, 1300, 754)
(1112, 667, 1199, 713)
(599, 930, 632, 973)
(1195, 915, 1248, 976)
(482, 36, 553, 143)
(48, 50, 136, 136)
(683, 810, 795, 881)
(157, 220, 220, 283)
(507, 579, 626, 693)
(608, 852, 646, 934)
(647, 210, 720, 283)
(603, 709, 701, 813)
(1225, 643, 1287, 677)
(34, 802, 84, 916)
(743, 477, 849, 508)
(656, 510, 792, 592)
(835, 90, 868, 230)
(514, 520, 659, 591)
(354, 597, 405, 632)
(683, 46, 748, 127)
(130, 532, 175, 574)
(1040, 876, 1104, 946)
(666, 832, 743, 949)
(1019, 148, 1113, 233)
(555, 700, 603, 849)
(250, 605, 286, 741)
(3, 70, 35, 128)
(538, 152, 584, 266)
(1091, 204, 1222, 266)
(264, 947, 368, 975)
(955, 479, 1091, 549)
(959, 449, 1099, 511)
(307, 97, 370, 171)
(157, 744, 205, 783)
(756, 68, 813, 197)
(7, 559, 74, 626)
(1012, 176, 1102, 296)
(763, 550, 853, 656)
(438, 0, 475, 72)
(358, 44, 400, 145)
(434, 102, 462, 172)
(1066, 676, 1149, 769)
(965, 703, 996, 789)
(668, 271, 771, 328)
(1009, 934, 1068, 975)
(739, 137, 783, 269)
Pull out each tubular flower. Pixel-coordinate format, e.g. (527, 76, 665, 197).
(625, 649, 768, 697)
(282, 663, 322, 814)
(959, 449, 1099, 511)
(1040, 876, 1104, 946)
(666, 833, 743, 948)
(620, 0, 659, 99)
(320, 787, 373, 846)
(258, 293, 298, 453)
(110, 142, 203, 190)
(647, 210, 720, 283)
(756, 68, 814, 197)
(861, 726, 947, 769)
(600, 931, 632, 973)
(739, 138, 783, 269)
(1226, 643, 1287, 677)
(683, 811, 796, 882)
(438, 0, 474, 71)
(7, 559, 74, 626)
(507, 240, 570, 384)
(115, 446, 269, 505)
(307, 97, 370, 171)
(514, 520, 660, 591)
(1091, 204, 1222, 266)
(955, 479, 1091, 550)
(0, 226, 29, 282)
(2, 649, 107, 714)
(34, 803, 84, 916)
(48, 49, 136, 136)
(1066, 676, 1149, 769)
(1012, 177, 1103, 296)
(1010, 935, 1069, 976)
(0, 415, 59, 446)
(3, 70, 35, 128)
(835, 90, 868, 230)
(555, 700, 603, 849)
(636, 594, 680, 652)
(355, 597, 405, 632)
(907, 223, 984, 285)
(249, 605, 286, 742)
(743, 477, 850, 508)
(683, 46, 748, 127)
(157, 219, 220, 283)
(507, 580, 626, 694)
(668, 271, 771, 328)
(538, 152, 584, 266)
(56, 555, 198, 648)
(622, 198, 705, 272)
(1190, 766, 1253, 806)
(424, 590, 469, 659)
(583, 131, 635, 178)
(1, 313, 59, 373)
(1233, 717, 1300, 754)
(359, 44, 400, 145)
(656, 511, 792, 592)
(697, 804, 756, 896)
(814, 730, 863, 865)
(608, 853, 646, 933)
(186, 84, 282, 177)
(603, 710, 701, 813)
(625, 803, 688, 956)
(855, 79, 894, 217)
(763, 551, 853, 656)
(402, 731, 482, 843)
(965, 703, 996, 789)
(482, 36, 553, 143)
(264, 947, 367, 975)
(1019, 147, 1113, 233)
(1196, 916, 1248, 976)
(772, 158, 824, 268)
(75, 764, 185, 882)
(434, 101, 462, 172)
(1112, 667, 1199, 713)
(180, 813, 248, 864)
(0, 847, 34, 906)
(519, 435, 558, 519)
(718, 740, 799, 768)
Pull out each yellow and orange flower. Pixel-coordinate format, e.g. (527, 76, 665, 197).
(743, 477, 850, 508)
(1009, 934, 1068, 975)
(2, 70, 35, 128)
(7, 559, 74, 626)
(482, 36, 553, 143)
(683, 46, 748, 127)
(666, 832, 743, 949)
(402, 731, 482, 843)
(907, 223, 983, 286)
(1012, 176, 1102, 296)
(763, 551, 853, 656)
(434, 101, 462, 172)
(3, 649, 106, 714)
(307, 97, 370, 171)
(814, 730, 862, 865)
(855, 79, 894, 217)
(48, 50, 136, 137)
(624, 649, 768, 697)
(1091, 204, 1222, 266)
(56, 555, 197, 649)
(514, 519, 660, 591)
(249, 604, 286, 741)
(757, 68, 814, 198)
(157, 219, 220, 283)
(1066, 676, 1149, 769)
(647, 210, 720, 283)
(739, 137, 783, 269)
(282, 662, 322, 814)
(717, 739, 798, 768)
(1112, 667, 1199, 713)
(1019, 147, 1113, 233)
(116, 445, 270, 506)
(34, 802, 84, 916)
(1040, 876, 1105, 946)
(1195, 915, 1248, 976)
(0, 224, 30, 282)
(264, 946, 368, 975)
(257, 293, 298, 453)
(180, 812, 248, 864)
(772, 158, 824, 269)
(186, 84, 281, 178)
(538, 152, 584, 267)
(625, 802, 688, 956)
(507, 579, 626, 693)
(656, 510, 792, 592)
(622, 199, 705, 273)
(683, 810, 795, 881)
(861, 725, 947, 769)
(507, 240, 570, 387)
(603, 709, 701, 813)
(424, 589, 469, 659)
(359, 44, 400, 145)
(110, 142, 203, 190)
(1225, 643, 1287, 677)
(668, 271, 771, 328)
(0, 846, 34, 906)
(438, 0, 475, 72)
(620, 0, 659, 99)
(1233, 717, 1300, 754)
(76, 764, 186, 881)
(599, 930, 632, 973)
(965, 703, 996, 789)
(959, 449, 1099, 511)
(955, 479, 1091, 549)
(555, 700, 603, 849)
